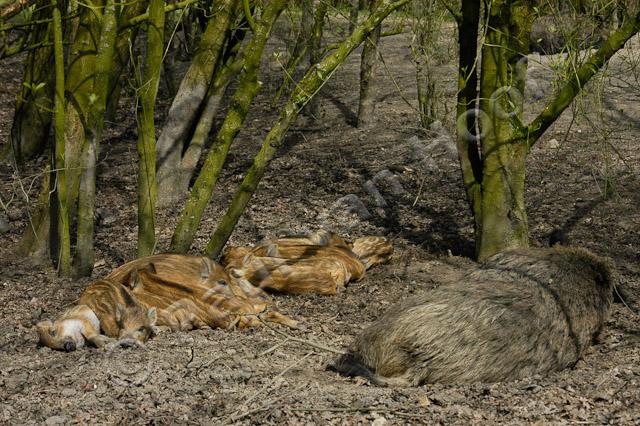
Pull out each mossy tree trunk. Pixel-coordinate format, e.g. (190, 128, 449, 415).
(50, 0, 71, 276)
(105, 0, 149, 122)
(206, 0, 412, 258)
(7, 0, 55, 164)
(136, 0, 165, 257)
(454, 1, 640, 260)
(15, 165, 51, 261)
(473, 1, 534, 260)
(14, 0, 105, 262)
(72, 0, 119, 276)
(163, 0, 246, 201)
(155, 0, 238, 208)
(170, 0, 287, 253)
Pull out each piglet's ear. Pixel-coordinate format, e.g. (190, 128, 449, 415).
(144, 263, 157, 274)
(200, 258, 212, 280)
(36, 321, 55, 347)
(37, 320, 53, 329)
(126, 270, 141, 290)
(115, 305, 124, 325)
(147, 307, 157, 325)
(265, 244, 278, 257)
(36, 320, 53, 334)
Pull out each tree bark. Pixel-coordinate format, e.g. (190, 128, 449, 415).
(348, 0, 359, 34)
(73, 0, 119, 276)
(170, 0, 287, 253)
(356, 0, 382, 127)
(50, 0, 71, 276)
(155, 0, 238, 208)
(105, 0, 148, 123)
(8, 0, 55, 164)
(15, 165, 51, 261)
(453, 0, 483, 255)
(136, 0, 165, 257)
(161, 0, 246, 200)
(205, 0, 412, 258)
(304, 0, 328, 118)
(475, 1, 534, 260)
(273, 0, 314, 105)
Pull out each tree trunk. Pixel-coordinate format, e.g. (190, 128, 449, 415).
(455, 3, 640, 260)
(105, 0, 148, 123)
(155, 0, 238, 208)
(162, 9, 180, 98)
(15, 0, 103, 260)
(50, 0, 71, 276)
(356, 0, 382, 127)
(8, 0, 55, 164)
(348, 0, 359, 34)
(73, 0, 119, 276)
(205, 0, 412, 258)
(474, 1, 534, 260)
(15, 164, 51, 261)
(136, 0, 165, 257)
(170, 0, 287, 253)
(273, 0, 314, 105)
(160, 0, 246, 201)
(453, 0, 482, 258)
(304, 0, 328, 118)
(175, 52, 245, 196)
(411, 0, 442, 128)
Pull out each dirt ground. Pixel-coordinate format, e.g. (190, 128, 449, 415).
(0, 16, 639, 425)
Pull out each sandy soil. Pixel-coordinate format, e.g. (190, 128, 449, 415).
(0, 16, 639, 425)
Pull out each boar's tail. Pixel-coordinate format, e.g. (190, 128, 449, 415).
(328, 353, 386, 386)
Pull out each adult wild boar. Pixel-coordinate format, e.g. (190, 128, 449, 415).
(331, 247, 613, 385)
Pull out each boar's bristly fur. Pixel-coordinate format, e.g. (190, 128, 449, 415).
(331, 246, 613, 385)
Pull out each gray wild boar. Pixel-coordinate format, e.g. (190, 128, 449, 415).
(331, 246, 613, 385)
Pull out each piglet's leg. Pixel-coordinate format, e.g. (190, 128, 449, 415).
(85, 333, 113, 348)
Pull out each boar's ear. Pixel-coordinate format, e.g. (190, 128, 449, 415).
(265, 244, 278, 257)
(37, 320, 53, 329)
(200, 258, 213, 280)
(241, 253, 253, 266)
(126, 269, 141, 290)
(228, 268, 242, 279)
(313, 230, 331, 246)
(115, 305, 124, 325)
(143, 263, 157, 274)
(147, 307, 157, 325)
(36, 320, 54, 337)
(36, 321, 56, 347)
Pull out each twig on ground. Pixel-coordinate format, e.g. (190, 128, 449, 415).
(257, 338, 290, 357)
(413, 174, 428, 206)
(185, 346, 194, 367)
(260, 318, 346, 355)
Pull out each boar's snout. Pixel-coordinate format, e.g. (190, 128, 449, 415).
(119, 338, 136, 349)
(63, 340, 76, 352)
